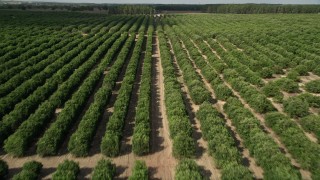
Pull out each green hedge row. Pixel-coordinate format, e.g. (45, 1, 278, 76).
(196, 102, 253, 179)
(100, 28, 145, 157)
(0, 34, 64, 74)
(166, 30, 211, 105)
(185, 38, 233, 101)
(0, 29, 103, 120)
(132, 17, 153, 155)
(0, 16, 100, 65)
(12, 161, 42, 180)
(297, 93, 320, 108)
(36, 32, 126, 156)
(223, 69, 275, 113)
(158, 26, 195, 159)
(0, 17, 120, 96)
(305, 80, 320, 93)
(223, 97, 301, 179)
(276, 78, 300, 93)
(0, 36, 81, 98)
(206, 38, 264, 87)
(174, 25, 273, 114)
(92, 159, 116, 180)
(283, 96, 309, 118)
(129, 160, 148, 180)
(2, 28, 122, 156)
(0, 32, 53, 65)
(175, 159, 203, 180)
(52, 160, 79, 180)
(263, 78, 300, 99)
(67, 18, 144, 157)
(300, 114, 320, 140)
(225, 34, 291, 72)
(265, 112, 320, 179)
(0, 25, 114, 145)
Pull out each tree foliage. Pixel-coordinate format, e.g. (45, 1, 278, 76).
(52, 160, 79, 180)
(305, 80, 320, 93)
(283, 96, 309, 118)
(12, 161, 42, 180)
(129, 160, 148, 180)
(175, 159, 203, 180)
(92, 159, 116, 180)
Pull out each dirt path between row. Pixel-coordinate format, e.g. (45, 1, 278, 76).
(167, 38, 220, 180)
(202, 40, 312, 179)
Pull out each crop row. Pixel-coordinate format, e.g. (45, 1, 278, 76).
(69, 17, 144, 157)
(0, 30, 63, 65)
(101, 18, 146, 157)
(157, 26, 195, 159)
(0, 17, 133, 120)
(0, 35, 81, 98)
(0, 27, 108, 119)
(163, 19, 302, 179)
(165, 28, 211, 105)
(196, 102, 253, 179)
(1, 22, 132, 156)
(0, 31, 74, 75)
(132, 17, 153, 155)
(0, 158, 126, 180)
(12, 161, 42, 180)
(179, 18, 320, 178)
(0, 25, 118, 146)
(168, 21, 275, 115)
(0, 18, 117, 91)
(36, 32, 128, 156)
(265, 112, 320, 179)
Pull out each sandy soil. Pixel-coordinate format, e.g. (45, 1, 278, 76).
(300, 72, 320, 83)
(81, 32, 88, 37)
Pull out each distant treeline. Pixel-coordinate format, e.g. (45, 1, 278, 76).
(107, 5, 154, 14)
(1, 3, 320, 14)
(0, 4, 154, 14)
(206, 4, 320, 14)
(154, 4, 320, 14)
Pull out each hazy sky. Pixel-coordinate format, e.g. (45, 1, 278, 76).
(17, 0, 320, 4)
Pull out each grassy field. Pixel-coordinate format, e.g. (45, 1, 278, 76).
(0, 10, 320, 179)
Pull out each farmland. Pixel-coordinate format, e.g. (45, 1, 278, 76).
(0, 10, 320, 179)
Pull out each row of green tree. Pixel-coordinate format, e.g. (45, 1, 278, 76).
(158, 26, 196, 159)
(101, 21, 146, 157)
(0, 26, 111, 147)
(132, 17, 153, 155)
(37, 31, 126, 156)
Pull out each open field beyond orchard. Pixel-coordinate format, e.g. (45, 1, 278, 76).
(0, 10, 320, 179)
